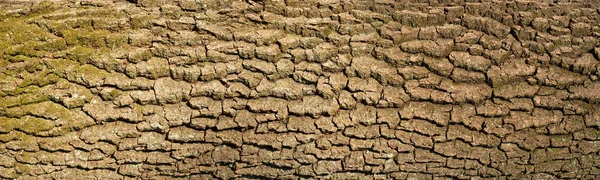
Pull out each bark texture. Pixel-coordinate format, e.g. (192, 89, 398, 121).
(1, 0, 600, 179)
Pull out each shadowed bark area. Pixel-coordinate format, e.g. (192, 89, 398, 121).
(1, 0, 600, 179)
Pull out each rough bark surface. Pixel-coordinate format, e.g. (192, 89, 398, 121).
(1, 0, 600, 179)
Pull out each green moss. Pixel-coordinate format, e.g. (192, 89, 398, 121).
(83, 8, 126, 18)
(133, 103, 145, 115)
(0, 18, 53, 44)
(137, 0, 168, 8)
(30, 1, 59, 15)
(128, 48, 153, 63)
(66, 46, 96, 64)
(0, 38, 9, 56)
(18, 151, 38, 162)
(14, 163, 32, 175)
(131, 15, 154, 29)
(0, 56, 57, 97)
(18, 116, 55, 133)
(71, 64, 109, 85)
(44, 79, 93, 108)
(60, 28, 82, 46)
(24, 60, 46, 73)
(0, 131, 19, 143)
(97, 51, 126, 71)
(43, 102, 73, 118)
(61, 28, 94, 46)
(86, 31, 110, 47)
(106, 33, 127, 49)
(0, 92, 49, 109)
(0, 130, 36, 143)
(0, 117, 18, 133)
(42, 7, 125, 21)
(35, 38, 67, 52)
(101, 88, 123, 101)
(92, 18, 126, 31)
(109, 89, 123, 97)
(6, 42, 45, 58)
(64, 19, 93, 29)
(3, 23, 39, 44)
(4, 55, 34, 63)
(45, 58, 78, 76)
(61, 28, 126, 48)
(0, 10, 61, 68)
(3, 101, 62, 119)
(1, 85, 42, 97)
(36, 20, 71, 35)
(0, 86, 94, 136)
(17, 69, 59, 88)
(35, 73, 59, 87)
(1, 68, 18, 76)
(46, 104, 94, 135)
